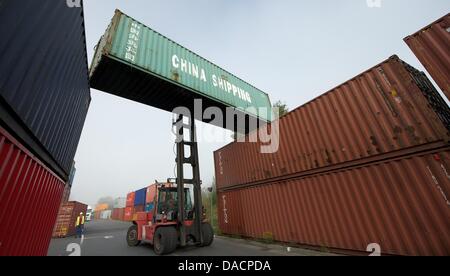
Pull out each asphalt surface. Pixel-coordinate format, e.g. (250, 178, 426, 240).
(48, 220, 336, 256)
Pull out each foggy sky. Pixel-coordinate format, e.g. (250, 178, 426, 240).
(70, 0, 450, 207)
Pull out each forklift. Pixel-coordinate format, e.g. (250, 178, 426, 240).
(126, 115, 214, 255)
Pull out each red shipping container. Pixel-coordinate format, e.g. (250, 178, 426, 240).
(405, 13, 450, 101)
(112, 208, 125, 221)
(146, 184, 157, 203)
(52, 202, 87, 238)
(214, 56, 450, 191)
(217, 148, 450, 256)
(112, 208, 119, 220)
(124, 207, 133, 221)
(0, 126, 65, 256)
(118, 208, 125, 221)
(126, 192, 135, 207)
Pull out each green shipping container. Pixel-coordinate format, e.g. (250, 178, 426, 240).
(90, 10, 272, 131)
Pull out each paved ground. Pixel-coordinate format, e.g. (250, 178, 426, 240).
(48, 220, 337, 256)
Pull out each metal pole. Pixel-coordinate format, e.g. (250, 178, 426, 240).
(175, 114, 186, 247)
(211, 192, 213, 229)
(190, 118, 204, 245)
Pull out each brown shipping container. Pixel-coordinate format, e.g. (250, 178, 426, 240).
(52, 202, 87, 238)
(0, 126, 65, 256)
(217, 148, 450, 256)
(214, 56, 450, 190)
(405, 13, 450, 101)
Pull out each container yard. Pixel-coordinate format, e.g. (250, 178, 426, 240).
(0, 0, 449, 262)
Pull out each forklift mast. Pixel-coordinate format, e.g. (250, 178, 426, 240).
(173, 115, 203, 247)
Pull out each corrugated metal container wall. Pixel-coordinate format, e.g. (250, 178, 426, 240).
(217, 149, 450, 256)
(405, 13, 450, 101)
(112, 208, 119, 220)
(126, 192, 135, 207)
(0, 0, 91, 180)
(124, 207, 133, 221)
(134, 188, 147, 206)
(90, 10, 272, 126)
(215, 56, 450, 190)
(112, 208, 125, 221)
(52, 202, 87, 238)
(0, 127, 65, 256)
(146, 185, 157, 203)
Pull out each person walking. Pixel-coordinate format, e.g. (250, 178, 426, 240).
(75, 212, 85, 238)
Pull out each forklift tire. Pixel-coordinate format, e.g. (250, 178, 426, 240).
(127, 225, 141, 247)
(199, 223, 214, 247)
(153, 227, 178, 255)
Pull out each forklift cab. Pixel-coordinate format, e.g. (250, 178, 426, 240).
(154, 186, 193, 222)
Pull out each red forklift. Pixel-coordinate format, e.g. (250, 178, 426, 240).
(126, 115, 214, 255)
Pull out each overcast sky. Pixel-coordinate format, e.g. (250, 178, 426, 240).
(70, 0, 450, 207)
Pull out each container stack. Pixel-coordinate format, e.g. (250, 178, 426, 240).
(122, 184, 160, 221)
(124, 192, 136, 221)
(214, 56, 450, 256)
(52, 202, 88, 238)
(94, 204, 110, 220)
(111, 197, 126, 221)
(404, 13, 450, 101)
(0, 1, 90, 256)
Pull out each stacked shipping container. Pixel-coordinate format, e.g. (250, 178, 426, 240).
(215, 56, 450, 190)
(0, 0, 90, 256)
(112, 208, 125, 221)
(405, 13, 450, 101)
(0, 0, 91, 180)
(214, 56, 450, 256)
(0, 127, 66, 256)
(122, 184, 160, 221)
